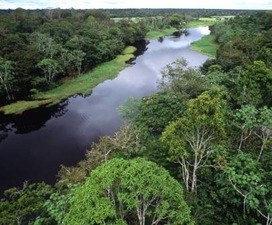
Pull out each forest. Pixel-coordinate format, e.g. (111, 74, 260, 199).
(0, 8, 148, 106)
(0, 8, 261, 107)
(0, 8, 272, 225)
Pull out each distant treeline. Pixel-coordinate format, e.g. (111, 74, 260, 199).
(0, 8, 266, 18)
(104, 8, 266, 18)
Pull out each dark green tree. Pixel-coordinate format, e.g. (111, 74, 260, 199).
(0, 182, 54, 225)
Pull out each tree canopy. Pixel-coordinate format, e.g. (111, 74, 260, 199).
(64, 158, 193, 225)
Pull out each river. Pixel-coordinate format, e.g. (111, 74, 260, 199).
(0, 27, 210, 193)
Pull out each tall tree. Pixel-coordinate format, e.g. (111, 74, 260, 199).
(71, 50, 86, 75)
(0, 57, 15, 100)
(30, 32, 60, 59)
(36, 58, 63, 82)
(162, 88, 228, 192)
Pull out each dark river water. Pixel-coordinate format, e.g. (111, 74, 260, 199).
(0, 27, 210, 192)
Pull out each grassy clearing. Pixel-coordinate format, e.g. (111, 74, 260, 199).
(146, 27, 178, 40)
(0, 46, 136, 115)
(186, 17, 218, 28)
(191, 34, 218, 57)
(112, 17, 142, 22)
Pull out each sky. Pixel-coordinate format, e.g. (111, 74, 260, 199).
(0, 0, 271, 10)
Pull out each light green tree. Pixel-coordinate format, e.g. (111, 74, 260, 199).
(64, 158, 193, 225)
(0, 57, 15, 100)
(71, 50, 86, 75)
(234, 105, 272, 161)
(30, 32, 60, 59)
(36, 58, 63, 82)
(59, 48, 74, 74)
(162, 88, 227, 192)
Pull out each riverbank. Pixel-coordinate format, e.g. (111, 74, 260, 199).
(146, 27, 178, 39)
(0, 46, 136, 115)
(187, 17, 222, 57)
(146, 18, 217, 40)
(191, 34, 218, 57)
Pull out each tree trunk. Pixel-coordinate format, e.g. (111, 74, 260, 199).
(257, 142, 265, 162)
(191, 151, 198, 192)
(179, 157, 190, 192)
(4, 83, 12, 100)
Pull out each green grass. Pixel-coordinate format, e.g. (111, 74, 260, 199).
(0, 46, 136, 115)
(112, 17, 142, 23)
(191, 34, 218, 57)
(186, 17, 218, 28)
(146, 27, 178, 40)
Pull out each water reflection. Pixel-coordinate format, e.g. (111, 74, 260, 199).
(0, 27, 210, 193)
(0, 102, 66, 143)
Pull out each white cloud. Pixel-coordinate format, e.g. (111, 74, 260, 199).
(0, 0, 271, 9)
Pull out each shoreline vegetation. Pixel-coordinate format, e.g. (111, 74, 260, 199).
(191, 35, 218, 57)
(146, 27, 178, 39)
(188, 17, 219, 57)
(0, 17, 219, 116)
(0, 46, 136, 115)
(146, 17, 219, 57)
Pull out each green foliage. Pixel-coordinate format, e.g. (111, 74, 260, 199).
(146, 27, 178, 40)
(0, 182, 54, 225)
(31, 77, 51, 91)
(56, 123, 143, 189)
(0, 46, 136, 115)
(121, 93, 185, 136)
(186, 17, 218, 28)
(163, 87, 227, 155)
(234, 105, 272, 160)
(216, 151, 272, 224)
(40, 187, 76, 225)
(2, 9, 272, 225)
(162, 87, 228, 192)
(64, 158, 193, 225)
(238, 61, 272, 106)
(212, 12, 272, 73)
(168, 14, 185, 29)
(186, 87, 227, 137)
(0, 8, 147, 106)
(191, 34, 218, 57)
(0, 56, 15, 100)
(159, 58, 209, 100)
(36, 58, 63, 82)
(70, 50, 86, 75)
